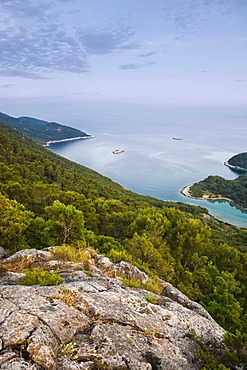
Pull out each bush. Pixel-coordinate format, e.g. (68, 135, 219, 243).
(107, 248, 132, 263)
(20, 268, 64, 286)
(120, 277, 163, 295)
(50, 245, 94, 267)
(146, 294, 157, 304)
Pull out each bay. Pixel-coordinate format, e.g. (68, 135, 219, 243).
(48, 104, 247, 228)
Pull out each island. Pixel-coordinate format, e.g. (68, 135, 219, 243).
(181, 152, 247, 210)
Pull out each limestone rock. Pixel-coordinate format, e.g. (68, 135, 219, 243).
(93, 255, 113, 270)
(0, 247, 7, 259)
(0, 248, 226, 370)
(3, 249, 53, 265)
(109, 260, 149, 283)
(163, 282, 212, 320)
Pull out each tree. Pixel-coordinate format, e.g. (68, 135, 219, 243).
(0, 193, 33, 251)
(25, 217, 57, 249)
(45, 200, 84, 244)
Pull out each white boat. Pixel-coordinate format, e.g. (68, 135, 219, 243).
(112, 149, 125, 154)
(172, 137, 183, 140)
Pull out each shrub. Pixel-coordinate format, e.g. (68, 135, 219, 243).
(20, 268, 64, 286)
(50, 245, 94, 268)
(107, 248, 132, 263)
(146, 294, 157, 304)
(120, 277, 163, 295)
(85, 270, 93, 277)
(60, 341, 78, 360)
(53, 287, 80, 308)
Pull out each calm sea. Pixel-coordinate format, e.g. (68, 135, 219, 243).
(48, 104, 247, 228)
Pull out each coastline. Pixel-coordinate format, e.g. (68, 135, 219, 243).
(224, 161, 247, 173)
(181, 184, 247, 212)
(44, 135, 95, 147)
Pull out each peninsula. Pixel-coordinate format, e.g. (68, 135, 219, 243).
(0, 111, 92, 145)
(181, 183, 232, 203)
(224, 152, 247, 173)
(181, 152, 247, 210)
(45, 135, 95, 147)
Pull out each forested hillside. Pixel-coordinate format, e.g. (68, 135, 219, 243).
(228, 152, 247, 171)
(1, 120, 247, 366)
(190, 173, 247, 208)
(0, 111, 90, 145)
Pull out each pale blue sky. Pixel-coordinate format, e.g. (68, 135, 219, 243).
(1, 0, 247, 121)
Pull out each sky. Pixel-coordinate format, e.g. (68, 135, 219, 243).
(1, 0, 247, 121)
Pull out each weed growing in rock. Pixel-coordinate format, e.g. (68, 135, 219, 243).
(85, 270, 93, 277)
(20, 267, 64, 286)
(60, 341, 78, 360)
(120, 277, 162, 295)
(0, 262, 6, 275)
(50, 245, 94, 269)
(146, 294, 157, 304)
(54, 287, 80, 308)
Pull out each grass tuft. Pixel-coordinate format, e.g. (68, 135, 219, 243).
(20, 267, 63, 286)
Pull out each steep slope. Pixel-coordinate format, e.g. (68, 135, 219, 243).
(0, 248, 227, 370)
(1, 118, 247, 363)
(0, 112, 91, 145)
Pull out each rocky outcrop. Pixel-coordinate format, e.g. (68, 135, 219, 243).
(0, 247, 7, 259)
(0, 248, 226, 370)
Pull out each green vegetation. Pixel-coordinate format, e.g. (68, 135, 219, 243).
(50, 245, 94, 267)
(60, 341, 78, 360)
(1, 120, 247, 368)
(189, 152, 247, 210)
(120, 278, 163, 295)
(0, 111, 90, 145)
(45, 200, 85, 244)
(228, 152, 247, 171)
(190, 173, 247, 209)
(20, 268, 64, 286)
(146, 294, 157, 304)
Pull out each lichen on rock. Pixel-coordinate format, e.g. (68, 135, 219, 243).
(0, 248, 226, 370)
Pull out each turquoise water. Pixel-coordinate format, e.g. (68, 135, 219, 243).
(48, 104, 247, 228)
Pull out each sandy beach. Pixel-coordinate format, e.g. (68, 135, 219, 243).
(180, 184, 247, 213)
(181, 184, 230, 201)
(181, 185, 194, 198)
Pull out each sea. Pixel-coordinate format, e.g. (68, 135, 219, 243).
(48, 103, 247, 228)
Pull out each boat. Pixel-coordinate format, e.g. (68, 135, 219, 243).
(172, 137, 183, 140)
(112, 149, 125, 154)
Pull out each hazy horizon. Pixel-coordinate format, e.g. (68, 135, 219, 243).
(1, 0, 247, 122)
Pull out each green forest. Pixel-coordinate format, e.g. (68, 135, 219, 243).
(190, 173, 247, 209)
(189, 153, 247, 209)
(228, 152, 247, 171)
(0, 111, 90, 145)
(1, 121, 247, 368)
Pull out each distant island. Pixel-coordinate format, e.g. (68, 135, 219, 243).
(0, 112, 93, 145)
(181, 152, 247, 210)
